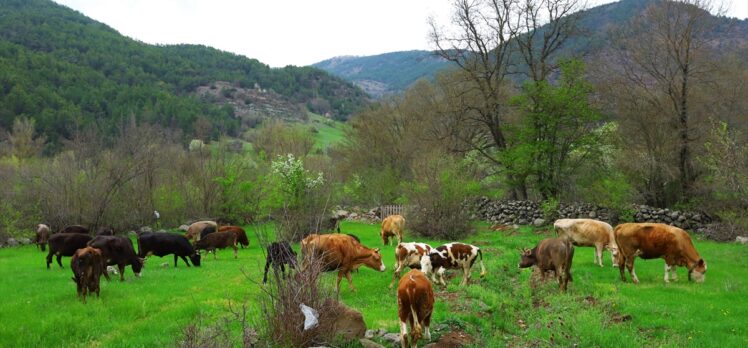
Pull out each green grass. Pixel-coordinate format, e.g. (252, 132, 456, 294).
(1, 222, 747, 347)
(308, 113, 347, 151)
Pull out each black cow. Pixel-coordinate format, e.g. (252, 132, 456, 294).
(518, 237, 575, 291)
(60, 225, 90, 234)
(88, 236, 144, 281)
(199, 225, 217, 240)
(46, 233, 93, 269)
(263, 241, 297, 283)
(96, 226, 114, 236)
(137, 232, 201, 267)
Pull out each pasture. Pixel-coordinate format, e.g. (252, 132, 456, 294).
(0, 222, 746, 347)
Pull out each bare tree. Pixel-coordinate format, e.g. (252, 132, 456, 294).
(7, 117, 46, 160)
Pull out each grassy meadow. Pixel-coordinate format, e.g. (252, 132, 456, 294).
(0, 222, 746, 347)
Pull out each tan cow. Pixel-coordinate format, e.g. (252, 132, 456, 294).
(301, 233, 385, 292)
(389, 242, 433, 289)
(397, 269, 434, 348)
(554, 218, 618, 267)
(183, 220, 217, 243)
(615, 223, 707, 284)
(381, 215, 405, 246)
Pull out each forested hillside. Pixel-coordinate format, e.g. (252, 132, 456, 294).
(0, 0, 368, 149)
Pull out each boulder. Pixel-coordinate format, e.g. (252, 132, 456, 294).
(325, 299, 366, 341)
(18, 238, 32, 245)
(532, 218, 546, 227)
(359, 338, 386, 348)
(382, 333, 401, 345)
(6, 238, 18, 247)
(736, 236, 748, 244)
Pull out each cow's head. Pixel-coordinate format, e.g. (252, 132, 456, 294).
(363, 248, 385, 272)
(518, 248, 537, 268)
(190, 252, 202, 267)
(133, 257, 145, 277)
(608, 243, 620, 267)
(689, 259, 707, 283)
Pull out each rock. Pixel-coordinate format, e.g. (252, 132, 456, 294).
(365, 329, 377, 339)
(18, 238, 32, 245)
(359, 338, 386, 348)
(139, 226, 153, 233)
(518, 219, 529, 225)
(324, 299, 366, 341)
(589, 211, 597, 218)
(349, 213, 359, 219)
(6, 238, 18, 247)
(736, 236, 748, 244)
(382, 333, 401, 345)
(334, 210, 350, 219)
(532, 218, 546, 227)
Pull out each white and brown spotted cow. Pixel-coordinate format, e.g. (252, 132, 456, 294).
(389, 242, 433, 289)
(420, 242, 486, 286)
(554, 218, 618, 267)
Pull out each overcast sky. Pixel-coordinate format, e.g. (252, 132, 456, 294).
(53, 0, 748, 68)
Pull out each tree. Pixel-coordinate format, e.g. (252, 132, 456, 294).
(429, 0, 584, 199)
(7, 117, 46, 159)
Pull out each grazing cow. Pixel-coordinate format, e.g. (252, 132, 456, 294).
(184, 220, 218, 243)
(70, 246, 104, 302)
(397, 269, 434, 348)
(35, 224, 51, 252)
(262, 241, 297, 283)
(59, 225, 90, 235)
(554, 218, 618, 267)
(381, 215, 405, 246)
(389, 242, 433, 289)
(137, 232, 201, 267)
(96, 226, 114, 236)
(420, 242, 486, 286)
(301, 233, 385, 292)
(194, 231, 237, 259)
(614, 223, 707, 284)
(218, 226, 249, 248)
(88, 236, 144, 281)
(46, 233, 93, 269)
(518, 237, 574, 291)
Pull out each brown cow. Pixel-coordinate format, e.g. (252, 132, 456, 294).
(389, 242, 433, 289)
(614, 223, 707, 284)
(420, 242, 487, 286)
(518, 237, 575, 291)
(184, 220, 218, 243)
(35, 224, 51, 251)
(381, 215, 405, 246)
(71, 246, 104, 303)
(194, 231, 238, 259)
(218, 226, 249, 248)
(554, 218, 618, 267)
(301, 233, 385, 292)
(397, 269, 434, 348)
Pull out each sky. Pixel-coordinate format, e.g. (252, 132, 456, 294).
(53, 0, 748, 68)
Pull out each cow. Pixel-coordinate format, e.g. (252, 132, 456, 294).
(518, 237, 575, 291)
(397, 269, 434, 348)
(420, 242, 486, 286)
(389, 242, 433, 289)
(218, 226, 249, 248)
(35, 224, 51, 252)
(614, 223, 707, 284)
(59, 225, 90, 234)
(96, 226, 114, 236)
(184, 220, 218, 243)
(194, 231, 237, 259)
(381, 215, 405, 246)
(46, 233, 93, 269)
(554, 218, 618, 267)
(262, 241, 297, 283)
(88, 235, 144, 281)
(301, 233, 385, 292)
(137, 232, 201, 267)
(70, 246, 104, 303)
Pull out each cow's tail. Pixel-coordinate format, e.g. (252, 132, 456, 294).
(565, 238, 574, 282)
(407, 284, 422, 341)
(478, 249, 487, 278)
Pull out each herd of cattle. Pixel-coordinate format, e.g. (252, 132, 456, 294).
(31, 215, 707, 348)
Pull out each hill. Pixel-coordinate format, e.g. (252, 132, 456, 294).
(313, 0, 748, 98)
(0, 0, 369, 149)
(312, 50, 452, 98)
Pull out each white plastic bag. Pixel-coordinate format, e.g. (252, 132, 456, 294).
(299, 303, 319, 331)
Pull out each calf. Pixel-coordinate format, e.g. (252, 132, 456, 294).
(614, 223, 707, 284)
(420, 242, 486, 286)
(301, 233, 385, 292)
(518, 238, 574, 291)
(262, 241, 297, 283)
(218, 226, 249, 248)
(88, 236, 144, 281)
(59, 225, 90, 234)
(389, 242, 433, 289)
(70, 246, 104, 303)
(184, 220, 217, 243)
(137, 232, 201, 267)
(194, 231, 238, 259)
(46, 233, 93, 269)
(554, 218, 618, 267)
(397, 269, 434, 348)
(35, 224, 51, 252)
(96, 226, 114, 236)
(381, 215, 405, 246)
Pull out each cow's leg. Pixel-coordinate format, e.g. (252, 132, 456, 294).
(460, 263, 470, 286)
(233, 245, 238, 259)
(626, 258, 639, 284)
(595, 244, 604, 267)
(56, 254, 63, 268)
(389, 261, 403, 289)
(336, 270, 345, 293)
(437, 267, 447, 286)
(670, 265, 678, 281)
(399, 320, 408, 348)
(280, 262, 287, 278)
(262, 258, 272, 284)
(174, 254, 179, 267)
(46, 251, 53, 269)
(424, 311, 432, 340)
(181, 255, 192, 267)
(118, 264, 126, 281)
(618, 257, 627, 282)
(213, 249, 217, 260)
(344, 270, 356, 292)
(664, 263, 678, 282)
